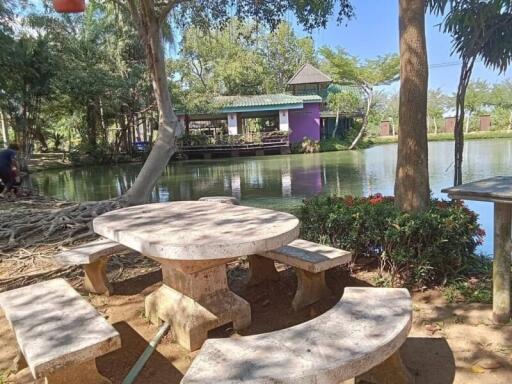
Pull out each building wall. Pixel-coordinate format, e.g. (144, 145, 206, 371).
(289, 103, 321, 144)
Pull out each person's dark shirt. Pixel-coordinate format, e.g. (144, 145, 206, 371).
(0, 149, 16, 169)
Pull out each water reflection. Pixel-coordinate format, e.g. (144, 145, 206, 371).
(31, 139, 512, 255)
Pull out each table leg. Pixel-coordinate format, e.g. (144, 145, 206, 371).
(145, 261, 251, 351)
(493, 203, 511, 324)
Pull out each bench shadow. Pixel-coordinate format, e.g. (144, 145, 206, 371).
(229, 264, 372, 336)
(112, 269, 162, 296)
(97, 322, 183, 384)
(401, 337, 455, 384)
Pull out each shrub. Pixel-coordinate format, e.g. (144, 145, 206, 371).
(291, 137, 320, 153)
(299, 194, 485, 287)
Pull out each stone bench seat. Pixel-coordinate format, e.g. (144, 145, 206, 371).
(55, 238, 128, 295)
(250, 239, 352, 310)
(0, 278, 121, 384)
(181, 287, 413, 384)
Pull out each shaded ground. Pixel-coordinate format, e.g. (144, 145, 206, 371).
(1, 261, 511, 384)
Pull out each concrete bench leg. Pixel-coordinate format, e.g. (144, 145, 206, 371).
(355, 351, 414, 384)
(11, 348, 27, 373)
(45, 359, 111, 384)
(84, 258, 113, 295)
(292, 269, 331, 311)
(246, 255, 279, 286)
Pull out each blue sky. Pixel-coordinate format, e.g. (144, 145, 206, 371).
(292, 0, 511, 94)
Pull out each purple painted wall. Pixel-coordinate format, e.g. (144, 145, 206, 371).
(288, 102, 321, 143)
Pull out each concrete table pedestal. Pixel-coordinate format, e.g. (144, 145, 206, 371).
(145, 259, 251, 351)
(93, 201, 299, 351)
(443, 176, 512, 324)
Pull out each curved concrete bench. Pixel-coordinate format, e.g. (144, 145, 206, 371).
(181, 287, 413, 384)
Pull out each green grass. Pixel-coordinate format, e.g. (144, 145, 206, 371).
(319, 137, 372, 152)
(368, 130, 512, 145)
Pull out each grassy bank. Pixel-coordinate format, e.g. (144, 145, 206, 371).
(369, 130, 512, 145)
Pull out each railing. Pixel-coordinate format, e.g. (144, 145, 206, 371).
(177, 132, 289, 150)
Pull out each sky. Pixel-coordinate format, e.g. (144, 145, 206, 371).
(292, 0, 512, 94)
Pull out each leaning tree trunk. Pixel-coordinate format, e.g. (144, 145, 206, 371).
(453, 56, 475, 186)
(349, 86, 373, 150)
(394, 0, 430, 213)
(123, 0, 180, 205)
(332, 110, 341, 138)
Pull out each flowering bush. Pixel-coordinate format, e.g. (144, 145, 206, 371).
(299, 194, 485, 287)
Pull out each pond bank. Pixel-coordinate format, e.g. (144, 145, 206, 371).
(369, 130, 512, 145)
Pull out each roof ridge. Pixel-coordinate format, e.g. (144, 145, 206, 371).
(287, 63, 332, 85)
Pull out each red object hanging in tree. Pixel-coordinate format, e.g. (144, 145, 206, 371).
(52, 0, 86, 13)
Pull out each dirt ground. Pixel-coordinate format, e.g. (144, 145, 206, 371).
(1, 260, 511, 384)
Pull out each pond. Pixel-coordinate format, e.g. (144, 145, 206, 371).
(30, 139, 512, 255)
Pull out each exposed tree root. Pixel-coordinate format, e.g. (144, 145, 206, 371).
(0, 196, 125, 291)
(0, 199, 121, 253)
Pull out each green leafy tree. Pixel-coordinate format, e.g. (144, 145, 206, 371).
(430, 0, 512, 185)
(427, 88, 451, 134)
(114, 0, 355, 205)
(320, 47, 399, 149)
(326, 87, 363, 138)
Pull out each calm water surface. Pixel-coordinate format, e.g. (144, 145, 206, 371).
(31, 139, 512, 255)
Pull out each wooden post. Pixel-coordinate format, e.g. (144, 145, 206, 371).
(493, 203, 511, 324)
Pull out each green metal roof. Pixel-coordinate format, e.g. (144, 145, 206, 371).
(177, 94, 322, 115)
(301, 95, 323, 103)
(218, 94, 300, 108)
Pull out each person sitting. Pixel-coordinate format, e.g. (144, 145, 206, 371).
(0, 143, 20, 199)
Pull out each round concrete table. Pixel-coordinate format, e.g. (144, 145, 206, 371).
(93, 201, 300, 350)
(443, 176, 512, 324)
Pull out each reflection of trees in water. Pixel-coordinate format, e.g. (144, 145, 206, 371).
(30, 140, 512, 205)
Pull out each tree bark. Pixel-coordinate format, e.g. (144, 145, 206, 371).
(123, 0, 179, 205)
(1, 110, 8, 148)
(453, 56, 475, 186)
(349, 87, 373, 150)
(394, 0, 430, 213)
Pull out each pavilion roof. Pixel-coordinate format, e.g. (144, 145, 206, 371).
(287, 64, 332, 85)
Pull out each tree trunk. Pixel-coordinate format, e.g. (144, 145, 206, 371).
(332, 110, 340, 138)
(453, 56, 475, 186)
(123, 0, 179, 205)
(99, 98, 107, 144)
(349, 87, 373, 150)
(433, 117, 438, 134)
(1, 110, 8, 148)
(465, 112, 470, 134)
(86, 101, 97, 147)
(394, 0, 430, 213)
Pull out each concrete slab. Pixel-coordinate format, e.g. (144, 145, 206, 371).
(55, 238, 127, 265)
(93, 201, 300, 261)
(0, 279, 121, 379)
(181, 287, 412, 384)
(260, 239, 352, 273)
(442, 176, 512, 203)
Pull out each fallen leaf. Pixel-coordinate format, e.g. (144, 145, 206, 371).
(471, 365, 485, 374)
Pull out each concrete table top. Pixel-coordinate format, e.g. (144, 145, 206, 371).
(93, 201, 300, 261)
(441, 176, 512, 203)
